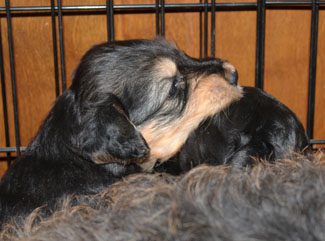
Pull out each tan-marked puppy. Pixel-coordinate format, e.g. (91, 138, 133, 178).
(0, 38, 241, 227)
(70, 38, 242, 171)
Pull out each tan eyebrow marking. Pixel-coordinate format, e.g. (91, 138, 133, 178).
(155, 58, 177, 80)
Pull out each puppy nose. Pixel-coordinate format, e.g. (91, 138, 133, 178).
(134, 137, 150, 157)
(223, 62, 238, 86)
(137, 146, 149, 157)
(229, 69, 238, 85)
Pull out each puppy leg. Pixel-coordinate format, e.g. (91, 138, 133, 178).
(226, 140, 275, 168)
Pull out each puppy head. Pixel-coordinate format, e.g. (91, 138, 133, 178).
(79, 94, 149, 165)
(139, 59, 242, 170)
(71, 39, 189, 126)
(71, 39, 241, 170)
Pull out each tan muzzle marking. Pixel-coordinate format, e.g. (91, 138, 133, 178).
(139, 74, 242, 171)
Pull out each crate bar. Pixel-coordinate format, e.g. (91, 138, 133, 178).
(0, 23, 11, 163)
(211, 0, 216, 57)
(0, 3, 255, 13)
(310, 140, 325, 145)
(5, 0, 21, 156)
(0, 146, 26, 153)
(161, 0, 165, 36)
(1, 2, 325, 13)
(106, 0, 115, 42)
(155, 0, 165, 36)
(155, 0, 160, 35)
(50, 0, 60, 97)
(199, 0, 203, 59)
(255, 0, 266, 89)
(203, 0, 208, 58)
(306, 0, 319, 140)
(57, 0, 66, 91)
(266, 0, 325, 6)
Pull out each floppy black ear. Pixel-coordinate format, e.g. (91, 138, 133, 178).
(79, 94, 149, 164)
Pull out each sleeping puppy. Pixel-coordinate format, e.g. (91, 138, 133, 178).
(155, 86, 309, 174)
(0, 93, 148, 225)
(0, 38, 241, 225)
(68, 38, 242, 171)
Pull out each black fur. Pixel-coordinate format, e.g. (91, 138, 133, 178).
(156, 87, 309, 174)
(0, 92, 148, 225)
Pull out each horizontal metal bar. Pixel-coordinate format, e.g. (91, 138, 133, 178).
(310, 139, 325, 145)
(0, 147, 26, 152)
(0, 3, 254, 12)
(267, 1, 325, 6)
(0, 1, 324, 14)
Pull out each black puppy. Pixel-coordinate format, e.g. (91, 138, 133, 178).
(155, 86, 309, 174)
(0, 93, 148, 225)
(0, 38, 241, 224)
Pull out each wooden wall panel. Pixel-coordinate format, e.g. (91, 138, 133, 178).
(215, 0, 256, 85)
(0, 0, 324, 176)
(0, 15, 57, 176)
(115, 0, 156, 40)
(215, 10, 256, 87)
(63, 14, 107, 87)
(264, 10, 311, 127)
(64, 0, 157, 87)
(165, 0, 201, 58)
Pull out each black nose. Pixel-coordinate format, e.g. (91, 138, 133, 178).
(222, 62, 238, 86)
(134, 136, 150, 158)
(229, 69, 238, 86)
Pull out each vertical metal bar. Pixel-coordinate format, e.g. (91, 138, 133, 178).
(255, 0, 266, 89)
(50, 0, 60, 97)
(160, 0, 165, 36)
(0, 22, 11, 165)
(57, 0, 66, 91)
(307, 0, 319, 140)
(199, 0, 203, 59)
(5, 0, 20, 156)
(211, 0, 216, 57)
(106, 0, 115, 42)
(203, 0, 208, 58)
(155, 0, 160, 35)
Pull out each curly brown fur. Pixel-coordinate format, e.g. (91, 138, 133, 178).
(2, 153, 325, 241)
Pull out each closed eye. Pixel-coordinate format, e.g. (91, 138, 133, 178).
(168, 75, 185, 98)
(169, 77, 178, 96)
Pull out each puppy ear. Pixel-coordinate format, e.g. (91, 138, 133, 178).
(80, 94, 149, 164)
